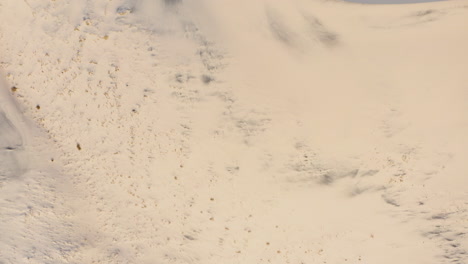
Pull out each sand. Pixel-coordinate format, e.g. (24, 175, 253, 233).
(0, 0, 467, 263)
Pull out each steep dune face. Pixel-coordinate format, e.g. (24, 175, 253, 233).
(1, 0, 467, 263)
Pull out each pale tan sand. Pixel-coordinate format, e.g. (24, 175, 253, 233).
(0, 0, 467, 263)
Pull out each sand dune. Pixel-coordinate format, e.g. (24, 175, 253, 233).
(1, 0, 467, 263)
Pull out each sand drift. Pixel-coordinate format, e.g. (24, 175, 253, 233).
(0, 0, 467, 263)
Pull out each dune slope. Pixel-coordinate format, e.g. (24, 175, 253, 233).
(1, 0, 467, 263)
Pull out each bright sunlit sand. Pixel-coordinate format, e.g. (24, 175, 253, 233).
(1, 0, 467, 263)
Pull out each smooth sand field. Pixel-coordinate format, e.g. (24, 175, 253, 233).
(1, 0, 467, 263)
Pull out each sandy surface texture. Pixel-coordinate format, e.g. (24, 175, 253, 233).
(1, 0, 467, 263)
